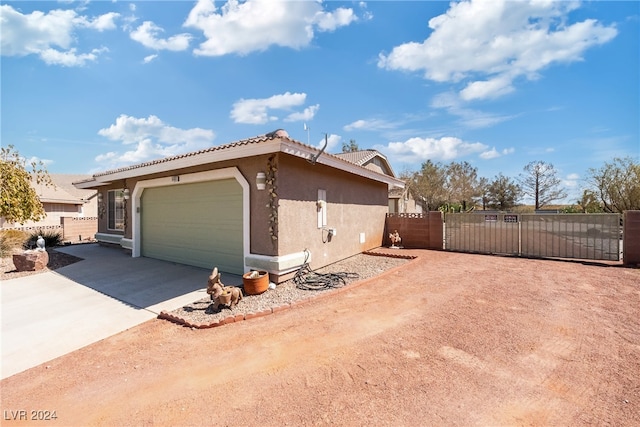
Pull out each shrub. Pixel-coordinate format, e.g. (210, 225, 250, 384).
(26, 229, 63, 249)
(0, 229, 30, 257)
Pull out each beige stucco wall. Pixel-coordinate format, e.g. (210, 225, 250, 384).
(91, 152, 389, 275)
(276, 155, 388, 271)
(93, 155, 275, 255)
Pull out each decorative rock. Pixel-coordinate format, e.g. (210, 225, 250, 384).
(13, 250, 49, 272)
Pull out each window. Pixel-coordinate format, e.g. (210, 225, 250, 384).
(108, 190, 125, 231)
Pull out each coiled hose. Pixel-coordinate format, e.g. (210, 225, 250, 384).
(294, 250, 359, 291)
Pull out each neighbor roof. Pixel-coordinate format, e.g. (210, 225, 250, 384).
(32, 174, 95, 204)
(74, 130, 404, 189)
(334, 149, 396, 177)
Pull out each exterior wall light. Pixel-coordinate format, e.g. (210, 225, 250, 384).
(256, 172, 267, 190)
(123, 188, 130, 200)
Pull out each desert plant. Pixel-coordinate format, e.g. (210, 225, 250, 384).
(0, 229, 30, 257)
(26, 229, 63, 249)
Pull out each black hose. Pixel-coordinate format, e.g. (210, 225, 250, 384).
(294, 250, 359, 291)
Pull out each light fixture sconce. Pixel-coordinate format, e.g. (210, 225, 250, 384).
(97, 192, 103, 202)
(316, 200, 326, 210)
(256, 172, 267, 190)
(123, 188, 130, 200)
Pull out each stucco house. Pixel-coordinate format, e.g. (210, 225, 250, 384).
(334, 150, 423, 214)
(73, 130, 404, 282)
(1, 174, 98, 229)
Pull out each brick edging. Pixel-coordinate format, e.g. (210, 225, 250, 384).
(362, 250, 418, 260)
(158, 251, 421, 329)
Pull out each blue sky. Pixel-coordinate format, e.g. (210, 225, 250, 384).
(2, 0, 638, 203)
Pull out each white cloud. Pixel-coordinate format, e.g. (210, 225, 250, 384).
(96, 115, 215, 168)
(284, 104, 320, 122)
(314, 7, 356, 32)
(83, 12, 119, 31)
(378, 0, 617, 101)
(564, 172, 580, 188)
(431, 91, 517, 128)
(480, 146, 515, 159)
(184, 0, 357, 56)
(39, 46, 108, 67)
(384, 136, 488, 163)
(143, 54, 158, 64)
(130, 21, 192, 51)
(343, 118, 397, 132)
(0, 5, 117, 66)
(230, 92, 313, 124)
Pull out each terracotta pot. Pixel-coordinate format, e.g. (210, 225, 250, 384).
(242, 270, 269, 295)
(217, 291, 232, 305)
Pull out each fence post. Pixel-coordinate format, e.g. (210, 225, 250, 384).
(623, 211, 640, 266)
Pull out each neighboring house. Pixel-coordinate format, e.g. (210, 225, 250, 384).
(73, 130, 404, 282)
(334, 150, 422, 214)
(388, 184, 423, 215)
(1, 174, 98, 229)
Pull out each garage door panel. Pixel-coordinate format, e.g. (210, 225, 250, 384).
(141, 179, 243, 274)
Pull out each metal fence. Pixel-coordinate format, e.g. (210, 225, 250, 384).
(445, 213, 620, 261)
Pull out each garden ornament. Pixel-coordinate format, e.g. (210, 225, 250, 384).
(389, 230, 402, 248)
(206, 267, 243, 310)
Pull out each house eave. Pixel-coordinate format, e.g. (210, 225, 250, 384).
(73, 133, 404, 189)
(84, 143, 281, 186)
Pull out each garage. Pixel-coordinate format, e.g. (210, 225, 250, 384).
(140, 179, 244, 274)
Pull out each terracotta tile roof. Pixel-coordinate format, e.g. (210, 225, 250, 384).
(92, 131, 288, 178)
(333, 149, 382, 166)
(74, 129, 404, 189)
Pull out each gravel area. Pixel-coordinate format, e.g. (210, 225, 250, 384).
(166, 252, 412, 327)
(1, 247, 84, 279)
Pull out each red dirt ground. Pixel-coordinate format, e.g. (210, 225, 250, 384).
(1, 250, 639, 426)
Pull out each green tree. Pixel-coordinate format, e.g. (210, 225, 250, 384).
(446, 161, 479, 211)
(587, 156, 640, 213)
(477, 177, 490, 210)
(576, 189, 604, 213)
(519, 160, 567, 209)
(341, 139, 359, 153)
(0, 145, 52, 224)
(410, 160, 448, 211)
(486, 173, 521, 210)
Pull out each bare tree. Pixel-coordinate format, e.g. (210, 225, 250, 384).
(519, 161, 567, 209)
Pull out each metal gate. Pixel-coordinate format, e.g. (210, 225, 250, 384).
(445, 213, 620, 261)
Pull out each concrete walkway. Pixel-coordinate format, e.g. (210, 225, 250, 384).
(1, 244, 241, 379)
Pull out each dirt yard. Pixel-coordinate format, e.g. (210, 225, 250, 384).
(2, 250, 639, 426)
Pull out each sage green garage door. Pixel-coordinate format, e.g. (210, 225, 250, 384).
(141, 179, 243, 274)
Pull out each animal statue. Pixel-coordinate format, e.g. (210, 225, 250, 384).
(206, 267, 243, 310)
(389, 230, 402, 247)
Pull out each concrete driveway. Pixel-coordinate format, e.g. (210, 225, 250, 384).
(1, 243, 242, 379)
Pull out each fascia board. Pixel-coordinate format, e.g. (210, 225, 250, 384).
(90, 143, 280, 183)
(73, 179, 111, 189)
